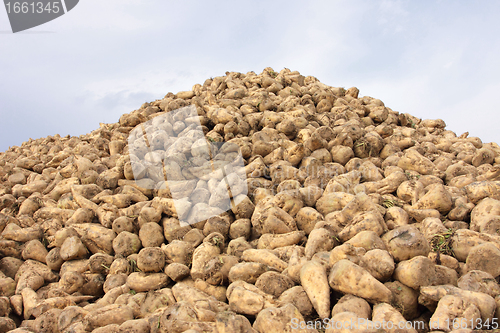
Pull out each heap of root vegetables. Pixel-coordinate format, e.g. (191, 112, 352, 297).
(1, 67, 500, 333)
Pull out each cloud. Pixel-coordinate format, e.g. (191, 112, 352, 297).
(377, 0, 409, 34)
(1, 0, 500, 152)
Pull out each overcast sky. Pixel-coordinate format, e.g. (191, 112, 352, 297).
(1, 0, 500, 152)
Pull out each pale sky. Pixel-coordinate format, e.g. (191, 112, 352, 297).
(1, 0, 500, 152)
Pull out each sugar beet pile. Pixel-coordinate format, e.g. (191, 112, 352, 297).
(1, 68, 500, 333)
